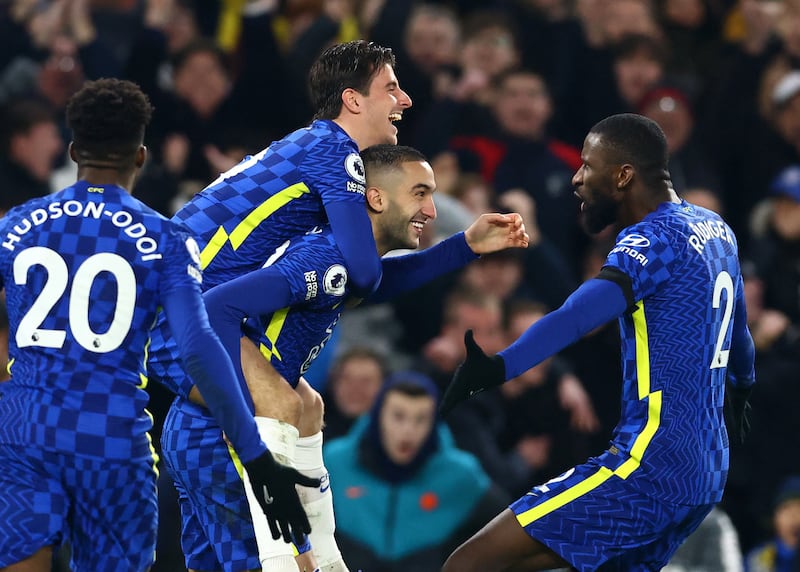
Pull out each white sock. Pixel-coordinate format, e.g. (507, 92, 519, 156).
(295, 432, 349, 572)
(245, 417, 299, 570)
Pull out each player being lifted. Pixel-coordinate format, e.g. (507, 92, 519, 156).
(0, 79, 316, 572)
(439, 114, 756, 572)
(147, 40, 412, 572)
(159, 144, 528, 572)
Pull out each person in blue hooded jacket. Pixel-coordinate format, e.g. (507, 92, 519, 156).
(324, 371, 509, 572)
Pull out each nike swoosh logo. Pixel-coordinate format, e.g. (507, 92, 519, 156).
(320, 484, 330, 493)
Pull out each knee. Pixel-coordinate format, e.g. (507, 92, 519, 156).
(295, 378, 324, 436)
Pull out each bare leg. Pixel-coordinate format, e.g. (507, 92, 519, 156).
(3, 546, 54, 572)
(442, 509, 570, 572)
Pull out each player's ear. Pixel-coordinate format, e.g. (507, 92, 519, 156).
(68, 142, 78, 164)
(616, 164, 634, 191)
(136, 145, 147, 168)
(365, 186, 385, 212)
(341, 88, 361, 114)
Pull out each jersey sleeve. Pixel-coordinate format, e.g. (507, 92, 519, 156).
(269, 235, 350, 311)
(159, 225, 267, 463)
(303, 139, 381, 296)
(727, 272, 755, 387)
(603, 224, 679, 302)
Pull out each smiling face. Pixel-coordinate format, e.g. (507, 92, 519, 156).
(376, 160, 437, 251)
(572, 133, 621, 234)
(379, 391, 436, 465)
(359, 64, 413, 147)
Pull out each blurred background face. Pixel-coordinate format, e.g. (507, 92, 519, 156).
(404, 9, 460, 74)
(444, 298, 505, 354)
(641, 95, 692, 153)
(664, 0, 705, 28)
(771, 196, 800, 240)
(493, 73, 552, 139)
(603, 0, 658, 43)
(774, 498, 800, 548)
(11, 121, 63, 182)
(173, 50, 231, 118)
(460, 25, 519, 76)
(614, 51, 663, 107)
(379, 391, 436, 464)
(331, 356, 384, 418)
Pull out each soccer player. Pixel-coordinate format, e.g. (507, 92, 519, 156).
(147, 40, 412, 570)
(0, 79, 317, 572)
(438, 113, 756, 572)
(159, 144, 529, 572)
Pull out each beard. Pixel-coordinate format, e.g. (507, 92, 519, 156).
(580, 193, 618, 234)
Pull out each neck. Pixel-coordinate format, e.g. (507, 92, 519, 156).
(333, 117, 371, 151)
(76, 165, 135, 192)
(370, 216, 392, 256)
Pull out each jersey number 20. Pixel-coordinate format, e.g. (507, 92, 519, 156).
(14, 246, 136, 353)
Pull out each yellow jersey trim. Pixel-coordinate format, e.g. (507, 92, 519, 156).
(516, 300, 662, 526)
(199, 183, 310, 269)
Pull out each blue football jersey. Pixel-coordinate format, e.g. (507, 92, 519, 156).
(603, 200, 744, 505)
(241, 227, 348, 386)
(174, 119, 366, 289)
(148, 120, 368, 393)
(0, 181, 203, 461)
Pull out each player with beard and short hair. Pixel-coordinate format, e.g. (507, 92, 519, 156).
(439, 113, 756, 572)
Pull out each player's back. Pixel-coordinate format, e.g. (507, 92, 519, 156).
(0, 181, 193, 461)
(173, 120, 364, 290)
(605, 200, 742, 505)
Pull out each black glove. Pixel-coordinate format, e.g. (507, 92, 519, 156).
(243, 450, 321, 543)
(439, 330, 506, 418)
(724, 382, 752, 445)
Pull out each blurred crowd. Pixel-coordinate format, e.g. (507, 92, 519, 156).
(2, 0, 799, 570)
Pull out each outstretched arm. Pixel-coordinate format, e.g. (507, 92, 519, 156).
(440, 276, 628, 416)
(371, 213, 528, 303)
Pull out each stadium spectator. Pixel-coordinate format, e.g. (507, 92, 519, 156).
(324, 371, 510, 572)
(322, 346, 389, 441)
(664, 506, 744, 572)
(0, 98, 62, 214)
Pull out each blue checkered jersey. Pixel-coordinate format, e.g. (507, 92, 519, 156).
(0, 181, 203, 461)
(173, 119, 369, 290)
(240, 227, 348, 385)
(603, 200, 747, 505)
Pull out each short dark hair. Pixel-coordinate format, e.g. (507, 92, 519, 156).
(66, 78, 153, 162)
(590, 113, 669, 185)
(308, 40, 396, 120)
(360, 144, 427, 176)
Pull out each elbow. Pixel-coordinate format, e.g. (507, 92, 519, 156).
(349, 260, 383, 297)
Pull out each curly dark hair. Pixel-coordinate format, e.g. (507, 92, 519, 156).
(66, 78, 153, 163)
(308, 40, 396, 121)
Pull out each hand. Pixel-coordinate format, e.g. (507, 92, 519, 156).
(724, 382, 752, 445)
(464, 213, 529, 255)
(497, 190, 541, 246)
(557, 374, 600, 433)
(439, 330, 506, 417)
(243, 450, 321, 543)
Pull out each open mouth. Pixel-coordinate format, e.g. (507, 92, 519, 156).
(389, 112, 402, 122)
(411, 220, 426, 233)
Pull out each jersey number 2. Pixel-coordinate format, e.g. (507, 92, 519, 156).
(14, 247, 136, 353)
(711, 270, 734, 369)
